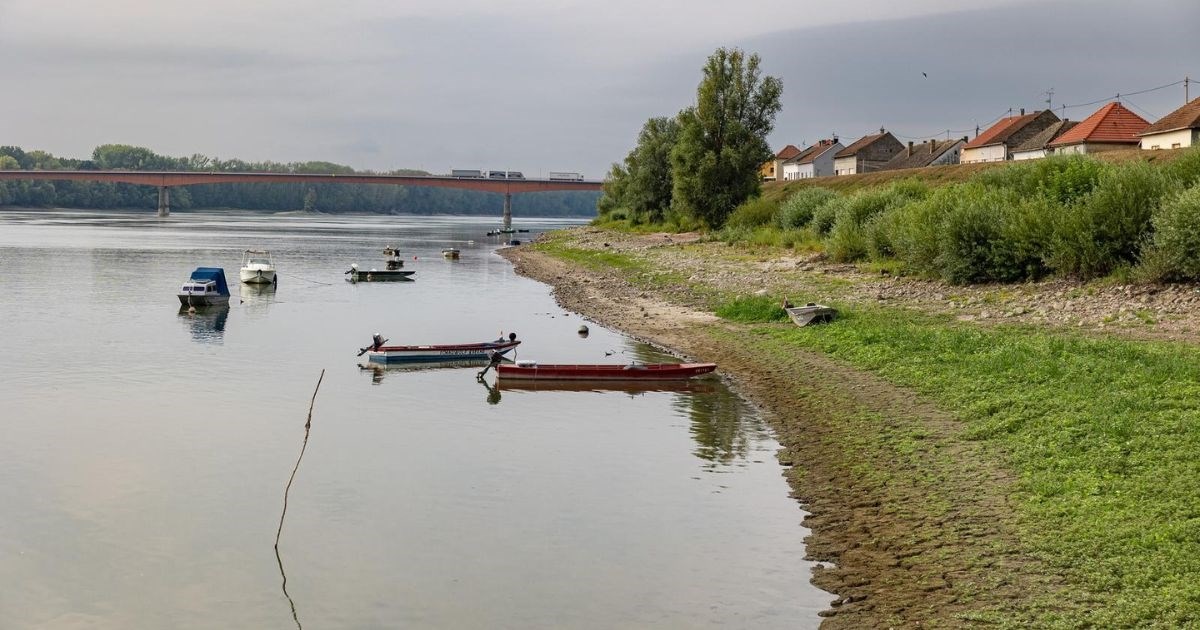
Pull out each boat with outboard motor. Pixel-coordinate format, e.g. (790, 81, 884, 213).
(239, 250, 277, 285)
(178, 267, 231, 306)
(359, 332, 521, 363)
(496, 361, 716, 381)
(345, 263, 415, 282)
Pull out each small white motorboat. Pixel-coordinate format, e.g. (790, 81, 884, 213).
(239, 250, 277, 285)
(442, 248, 461, 259)
(178, 267, 231, 306)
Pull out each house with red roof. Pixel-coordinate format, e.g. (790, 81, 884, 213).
(1048, 102, 1149, 155)
(1139, 97, 1200, 151)
(781, 139, 843, 180)
(1011, 120, 1079, 160)
(762, 145, 802, 181)
(833, 130, 904, 176)
(961, 109, 1059, 164)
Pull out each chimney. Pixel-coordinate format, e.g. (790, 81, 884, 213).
(962, 136, 969, 143)
(1020, 108, 1025, 116)
(908, 141, 914, 156)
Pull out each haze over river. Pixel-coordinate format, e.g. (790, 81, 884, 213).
(0, 209, 826, 628)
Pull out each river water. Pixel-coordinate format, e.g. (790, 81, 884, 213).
(0, 209, 827, 629)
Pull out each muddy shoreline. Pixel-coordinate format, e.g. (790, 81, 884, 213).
(500, 230, 1072, 627)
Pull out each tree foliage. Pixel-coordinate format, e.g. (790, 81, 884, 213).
(669, 48, 782, 228)
(597, 116, 680, 223)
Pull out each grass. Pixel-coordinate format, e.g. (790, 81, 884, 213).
(713, 294, 787, 322)
(755, 307, 1200, 627)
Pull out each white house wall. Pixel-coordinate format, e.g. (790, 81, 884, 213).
(833, 156, 857, 176)
(961, 144, 1007, 164)
(1140, 129, 1197, 150)
(1011, 149, 1047, 161)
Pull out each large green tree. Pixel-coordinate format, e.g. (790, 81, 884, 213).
(598, 116, 680, 223)
(670, 48, 782, 228)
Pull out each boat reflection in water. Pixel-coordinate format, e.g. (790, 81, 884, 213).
(177, 305, 229, 343)
(238, 282, 277, 317)
(357, 358, 496, 385)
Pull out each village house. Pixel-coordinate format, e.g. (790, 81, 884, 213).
(833, 130, 903, 176)
(880, 137, 967, 171)
(960, 109, 1060, 163)
(1011, 120, 1079, 160)
(781, 139, 842, 180)
(1048, 102, 1149, 155)
(761, 145, 801, 181)
(1139, 97, 1200, 150)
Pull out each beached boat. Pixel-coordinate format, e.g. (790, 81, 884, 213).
(785, 303, 837, 327)
(361, 334, 521, 363)
(177, 267, 231, 306)
(496, 361, 716, 381)
(239, 250, 277, 284)
(442, 248, 460, 259)
(345, 264, 415, 282)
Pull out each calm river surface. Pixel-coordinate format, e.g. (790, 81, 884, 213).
(0, 209, 826, 629)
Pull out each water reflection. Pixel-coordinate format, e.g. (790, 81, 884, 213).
(358, 359, 493, 385)
(675, 385, 765, 467)
(237, 282, 276, 316)
(177, 305, 229, 343)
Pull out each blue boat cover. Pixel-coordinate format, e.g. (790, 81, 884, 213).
(189, 267, 230, 296)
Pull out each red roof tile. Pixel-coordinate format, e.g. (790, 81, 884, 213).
(1140, 97, 1200, 136)
(963, 111, 1058, 149)
(776, 145, 802, 160)
(1049, 102, 1148, 147)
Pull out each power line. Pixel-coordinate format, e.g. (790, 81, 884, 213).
(1059, 79, 1185, 110)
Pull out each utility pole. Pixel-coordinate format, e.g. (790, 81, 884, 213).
(1187, 76, 1191, 103)
(1044, 88, 1054, 111)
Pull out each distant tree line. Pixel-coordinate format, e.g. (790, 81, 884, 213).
(598, 47, 783, 229)
(0, 144, 599, 217)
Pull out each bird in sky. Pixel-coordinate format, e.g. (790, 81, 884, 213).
(922, 72, 928, 78)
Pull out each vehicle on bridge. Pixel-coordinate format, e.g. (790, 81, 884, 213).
(548, 172, 584, 181)
(487, 170, 525, 180)
(451, 169, 483, 178)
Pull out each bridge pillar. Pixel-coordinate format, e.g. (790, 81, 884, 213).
(502, 192, 512, 230)
(157, 186, 171, 217)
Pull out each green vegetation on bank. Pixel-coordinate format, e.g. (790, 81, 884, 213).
(755, 309, 1200, 627)
(717, 149, 1200, 283)
(0, 144, 599, 216)
(534, 233, 1200, 626)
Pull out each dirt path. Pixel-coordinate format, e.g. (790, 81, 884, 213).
(501, 233, 1075, 626)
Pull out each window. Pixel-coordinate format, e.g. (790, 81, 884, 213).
(1172, 143, 1182, 149)
(1150, 145, 1160, 150)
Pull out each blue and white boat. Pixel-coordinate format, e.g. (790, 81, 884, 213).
(359, 333, 521, 363)
(178, 267, 231, 307)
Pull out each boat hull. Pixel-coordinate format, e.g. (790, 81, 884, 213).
(240, 268, 276, 284)
(346, 269, 416, 282)
(785, 305, 837, 327)
(366, 340, 520, 363)
(178, 294, 230, 307)
(497, 362, 716, 381)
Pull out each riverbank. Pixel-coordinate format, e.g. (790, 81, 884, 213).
(500, 227, 1200, 628)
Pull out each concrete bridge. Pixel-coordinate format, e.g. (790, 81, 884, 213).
(0, 170, 603, 226)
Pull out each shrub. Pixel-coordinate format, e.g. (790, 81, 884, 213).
(726, 196, 779, 229)
(810, 196, 844, 235)
(1165, 146, 1200, 189)
(825, 184, 928, 262)
(1048, 161, 1180, 278)
(935, 187, 1014, 284)
(864, 207, 906, 262)
(1140, 187, 1200, 280)
(886, 185, 965, 276)
(776, 187, 837, 229)
(975, 154, 1108, 206)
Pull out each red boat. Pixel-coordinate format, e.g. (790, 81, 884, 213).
(496, 361, 716, 381)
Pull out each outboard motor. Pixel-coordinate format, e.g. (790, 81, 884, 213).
(508, 332, 517, 342)
(372, 333, 385, 350)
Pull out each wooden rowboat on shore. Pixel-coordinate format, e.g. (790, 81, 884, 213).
(497, 361, 716, 381)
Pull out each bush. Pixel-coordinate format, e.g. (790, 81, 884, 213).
(1165, 146, 1200, 189)
(935, 187, 1014, 284)
(864, 207, 906, 262)
(886, 185, 965, 276)
(776, 187, 837, 229)
(1140, 187, 1200, 280)
(726, 196, 779, 229)
(825, 184, 928, 262)
(811, 196, 844, 235)
(974, 154, 1109, 206)
(1048, 161, 1180, 278)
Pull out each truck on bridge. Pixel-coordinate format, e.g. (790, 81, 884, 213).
(548, 172, 584, 181)
(487, 170, 525, 180)
(451, 169, 483, 178)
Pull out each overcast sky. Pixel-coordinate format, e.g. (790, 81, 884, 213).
(1, 0, 1197, 177)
